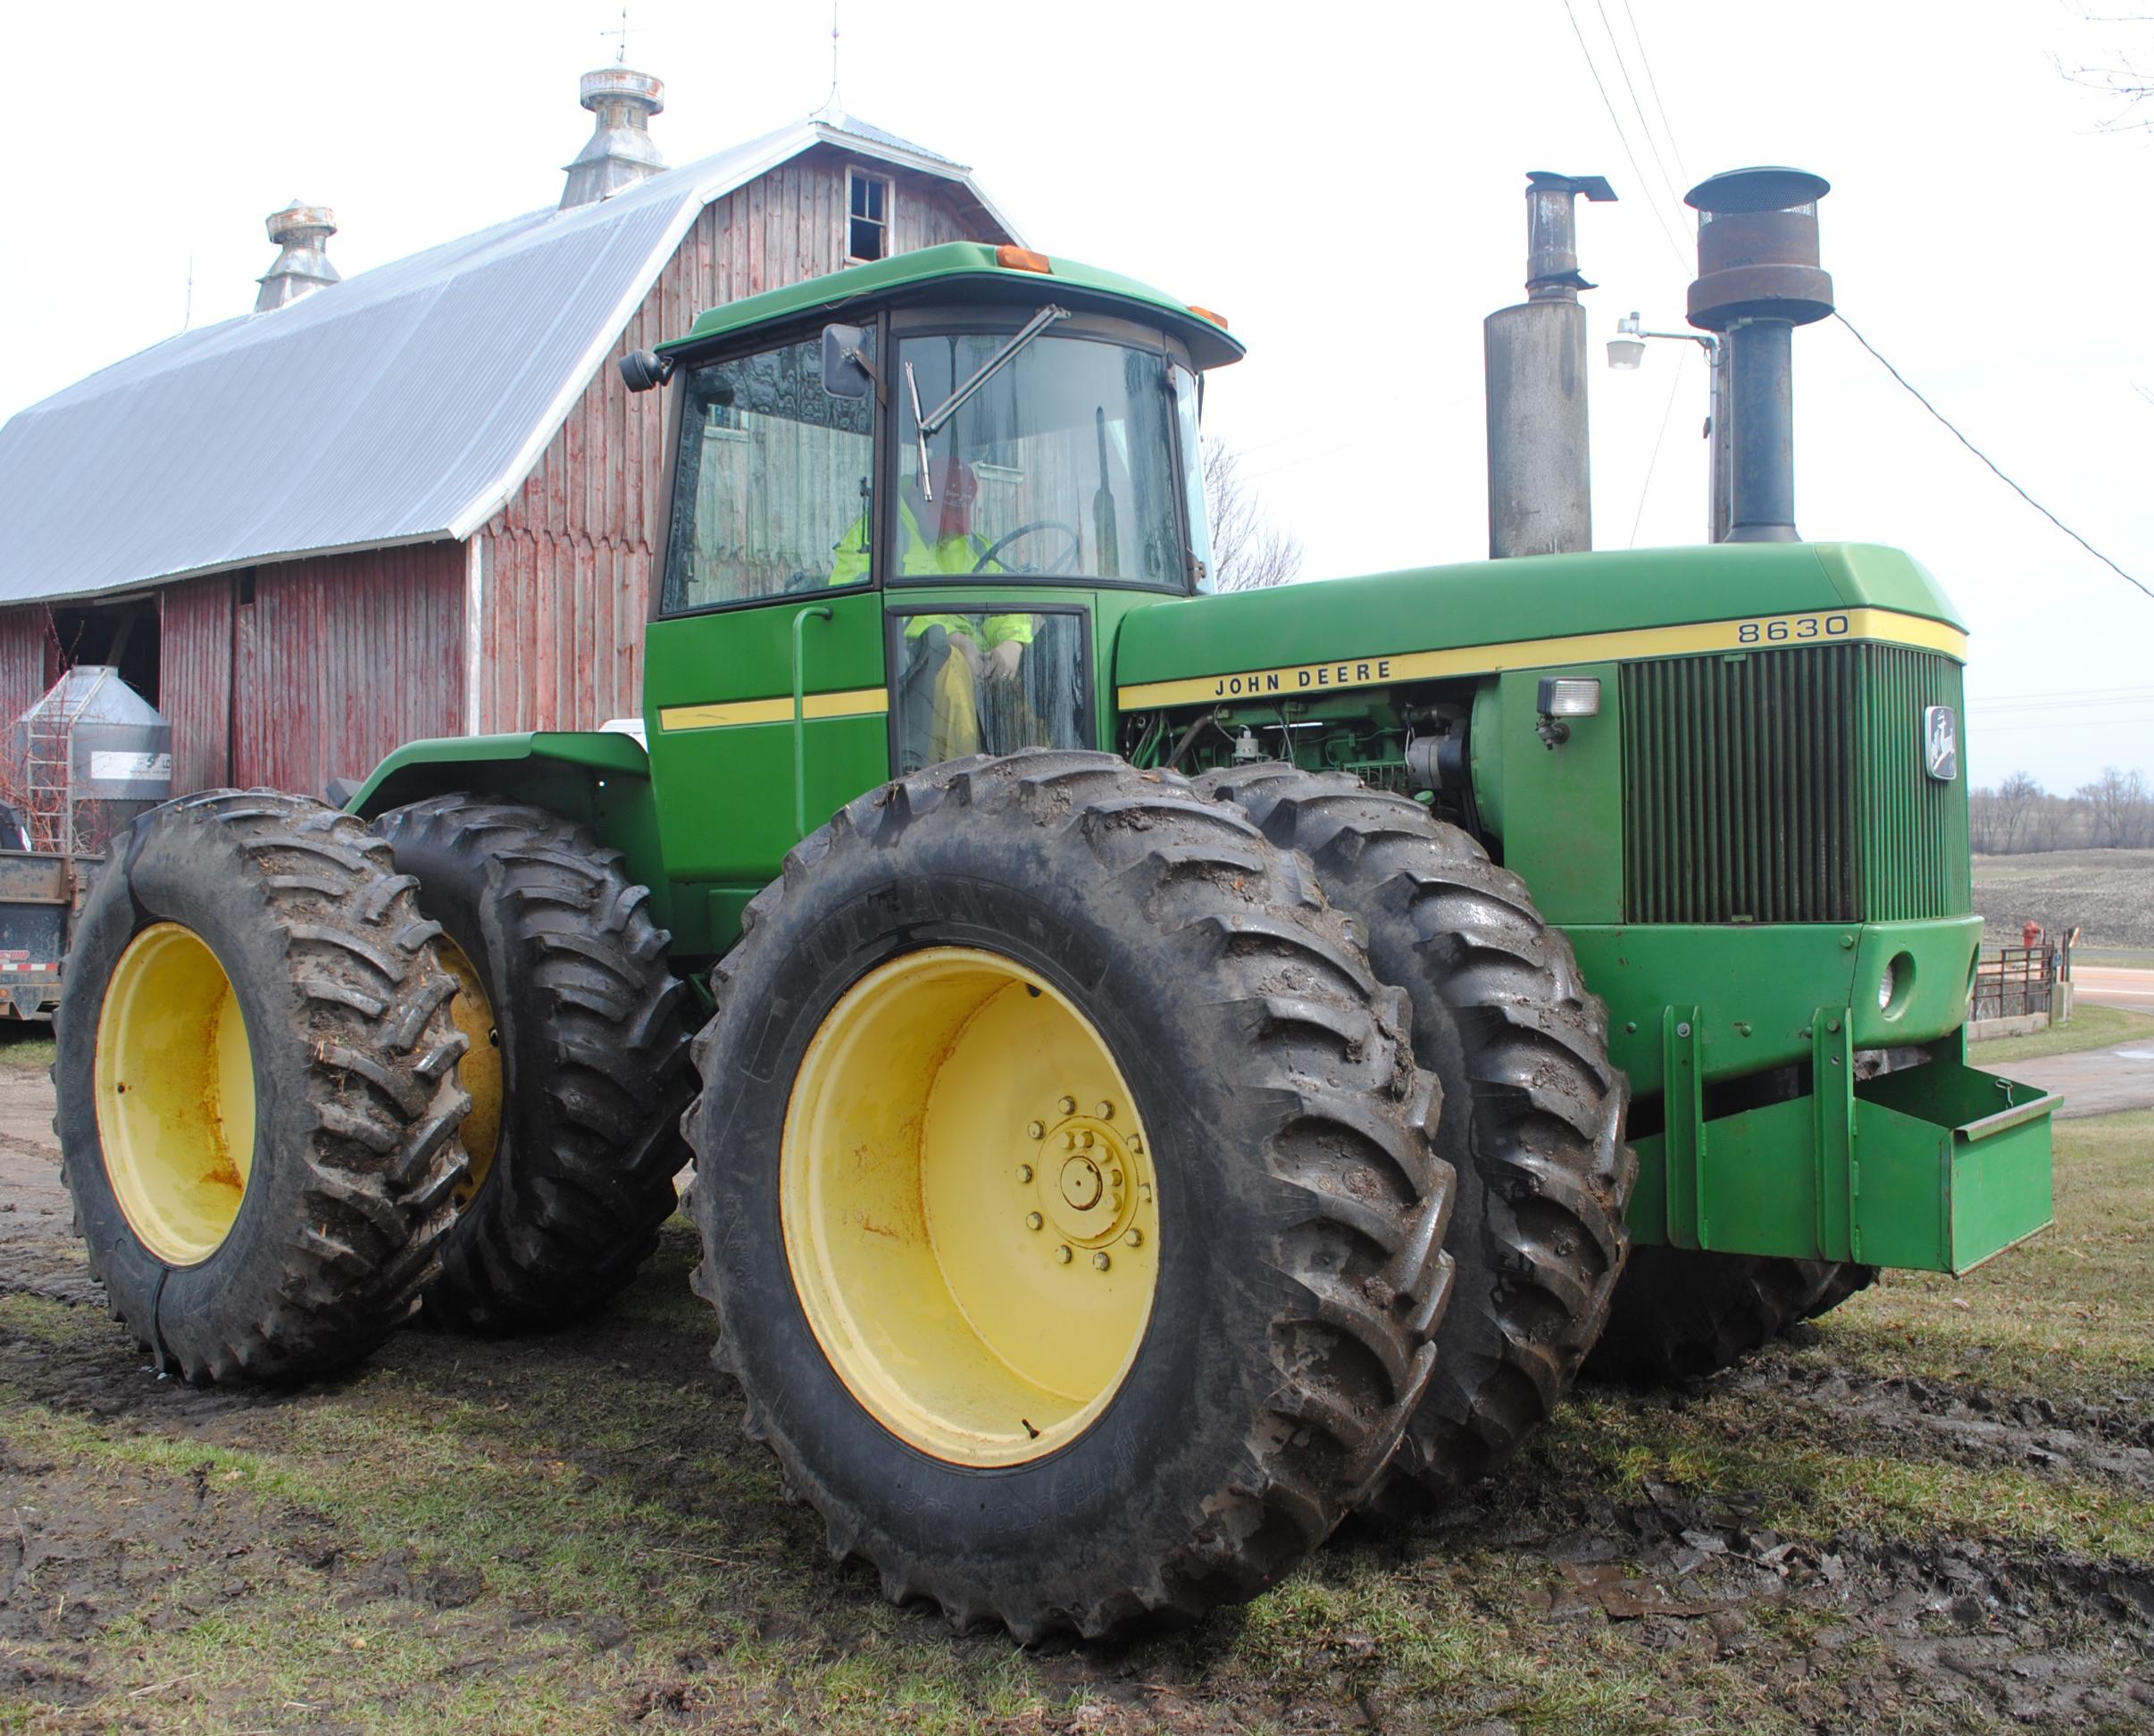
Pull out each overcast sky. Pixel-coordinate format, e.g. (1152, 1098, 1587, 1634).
(3, 0, 2148, 789)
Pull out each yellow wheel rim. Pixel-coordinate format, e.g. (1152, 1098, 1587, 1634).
(781, 946, 1161, 1466)
(437, 937, 503, 1208)
(93, 922, 258, 1266)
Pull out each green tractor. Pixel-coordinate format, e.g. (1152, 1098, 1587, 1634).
(56, 213, 2056, 1640)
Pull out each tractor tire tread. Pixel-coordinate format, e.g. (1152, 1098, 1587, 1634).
(1193, 764, 1632, 1502)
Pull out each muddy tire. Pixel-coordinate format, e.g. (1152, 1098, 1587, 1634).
(54, 791, 470, 1383)
(1195, 765, 1632, 1502)
(1587, 1249, 1875, 1382)
(685, 750, 1455, 1640)
(372, 795, 696, 1333)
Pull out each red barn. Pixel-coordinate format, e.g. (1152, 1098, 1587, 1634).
(0, 71, 1017, 799)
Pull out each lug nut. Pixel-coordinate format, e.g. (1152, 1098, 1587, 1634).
(1127, 1136, 1143, 1155)
(1016, 1163, 1034, 1183)
(1096, 1100, 1115, 1120)
(1026, 1212, 1043, 1231)
(1056, 1096, 1076, 1115)
(1027, 1121, 1045, 1140)
(1079, 1131, 1095, 1148)
(1063, 1131, 1078, 1149)
(1124, 1228, 1143, 1248)
(1092, 1251, 1112, 1271)
(1055, 1244, 1073, 1264)
(1109, 1170, 1123, 1189)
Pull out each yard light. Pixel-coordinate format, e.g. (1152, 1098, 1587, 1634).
(1607, 311, 1647, 371)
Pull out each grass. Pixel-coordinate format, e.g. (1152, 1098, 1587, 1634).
(1971, 999, 2154, 1064)
(0, 1023, 54, 1070)
(2, 1119, 2150, 1732)
(2075, 947, 2154, 970)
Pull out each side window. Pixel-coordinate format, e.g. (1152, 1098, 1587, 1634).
(847, 171, 891, 263)
(890, 608, 1090, 773)
(660, 334, 877, 613)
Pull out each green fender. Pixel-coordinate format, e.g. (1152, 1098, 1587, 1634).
(344, 730, 676, 940)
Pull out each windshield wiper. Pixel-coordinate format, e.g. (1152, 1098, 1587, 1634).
(910, 305, 1070, 499)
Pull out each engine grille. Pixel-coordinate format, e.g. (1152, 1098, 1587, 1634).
(1622, 643, 1971, 925)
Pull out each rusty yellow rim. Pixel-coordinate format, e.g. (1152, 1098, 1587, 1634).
(438, 937, 502, 1207)
(781, 947, 1160, 1466)
(93, 922, 257, 1266)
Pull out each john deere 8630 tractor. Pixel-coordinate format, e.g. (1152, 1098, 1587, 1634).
(57, 176, 2057, 1640)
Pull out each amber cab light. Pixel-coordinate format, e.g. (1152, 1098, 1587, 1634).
(1187, 305, 1230, 330)
(996, 246, 1053, 274)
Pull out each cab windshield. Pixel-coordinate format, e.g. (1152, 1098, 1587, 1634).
(896, 331, 1192, 588)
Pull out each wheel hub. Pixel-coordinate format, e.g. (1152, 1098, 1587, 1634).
(781, 947, 1162, 1467)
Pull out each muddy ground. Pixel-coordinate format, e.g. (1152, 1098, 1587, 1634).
(4, 1056, 2151, 1732)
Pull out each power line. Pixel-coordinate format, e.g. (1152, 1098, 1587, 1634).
(1628, 343, 1691, 547)
(1619, 0, 1691, 186)
(1979, 713, 2154, 732)
(1594, 0, 1689, 214)
(1972, 683, 2154, 705)
(1834, 312, 2153, 604)
(1558, 0, 1691, 271)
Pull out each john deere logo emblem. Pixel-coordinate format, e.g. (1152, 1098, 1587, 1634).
(1924, 705, 1958, 781)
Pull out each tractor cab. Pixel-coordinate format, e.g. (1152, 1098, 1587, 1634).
(631, 244, 1240, 938)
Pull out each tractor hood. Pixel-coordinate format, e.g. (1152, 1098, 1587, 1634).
(1113, 542, 1966, 712)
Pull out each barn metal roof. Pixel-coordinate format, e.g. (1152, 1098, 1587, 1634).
(0, 111, 1021, 607)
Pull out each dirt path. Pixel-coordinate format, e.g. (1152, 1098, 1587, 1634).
(2008, 1036, 2154, 1119)
(0, 1068, 95, 1308)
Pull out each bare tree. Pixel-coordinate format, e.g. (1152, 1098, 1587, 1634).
(2060, 10, 2154, 128)
(2076, 765, 2154, 847)
(1972, 770, 2047, 854)
(1202, 438, 1305, 592)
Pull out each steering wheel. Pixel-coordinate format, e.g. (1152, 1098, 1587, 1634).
(972, 520, 1081, 575)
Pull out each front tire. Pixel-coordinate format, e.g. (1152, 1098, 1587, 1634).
(687, 751, 1455, 1640)
(55, 792, 470, 1382)
(1586, 1249, 1877, 1383)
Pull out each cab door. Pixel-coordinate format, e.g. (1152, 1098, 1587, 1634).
(642, 324, 889, 927)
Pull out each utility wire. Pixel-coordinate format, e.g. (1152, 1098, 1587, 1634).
(1834, 312, 2153, 604)
(1619, 0, 1691, 185)
(1594, 0, 1690, 214)
(1628, 343, 1691, 547)
(1558, 0, 1691, 271)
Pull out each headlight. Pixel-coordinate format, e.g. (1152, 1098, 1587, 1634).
(1877, 961, 1898, 1012)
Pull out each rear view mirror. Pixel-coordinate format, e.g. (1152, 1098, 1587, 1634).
(822, 324, 874, 399)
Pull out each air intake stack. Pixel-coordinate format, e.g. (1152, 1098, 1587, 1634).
(1684, 168, 1834, 542)
(1485, 171, 1616, 558)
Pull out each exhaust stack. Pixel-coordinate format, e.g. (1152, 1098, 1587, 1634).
(1684, 168, 1833, 542)
(1485, 171, 1616, 559)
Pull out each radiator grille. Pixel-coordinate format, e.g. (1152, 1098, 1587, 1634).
(1622, 643, 1970, 924)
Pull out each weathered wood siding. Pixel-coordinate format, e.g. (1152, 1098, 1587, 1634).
(160, 577, 234, 794)
(476, 154, 992, 731)
(0, 606, 53, 727)
(161, 545, 464, 797)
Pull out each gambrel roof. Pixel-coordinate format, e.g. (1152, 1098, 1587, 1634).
(0, 110, 1019, 606)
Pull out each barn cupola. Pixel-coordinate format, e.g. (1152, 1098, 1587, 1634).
(255, 203, 341, 313)
(560, 67, 667, 209)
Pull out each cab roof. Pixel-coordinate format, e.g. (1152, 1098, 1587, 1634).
(659, 242, 1247, 371)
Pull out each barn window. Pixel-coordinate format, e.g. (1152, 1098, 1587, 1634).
(847, 170, 891, 262)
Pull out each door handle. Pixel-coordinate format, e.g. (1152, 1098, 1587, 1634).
(790, 605, 833, 839)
